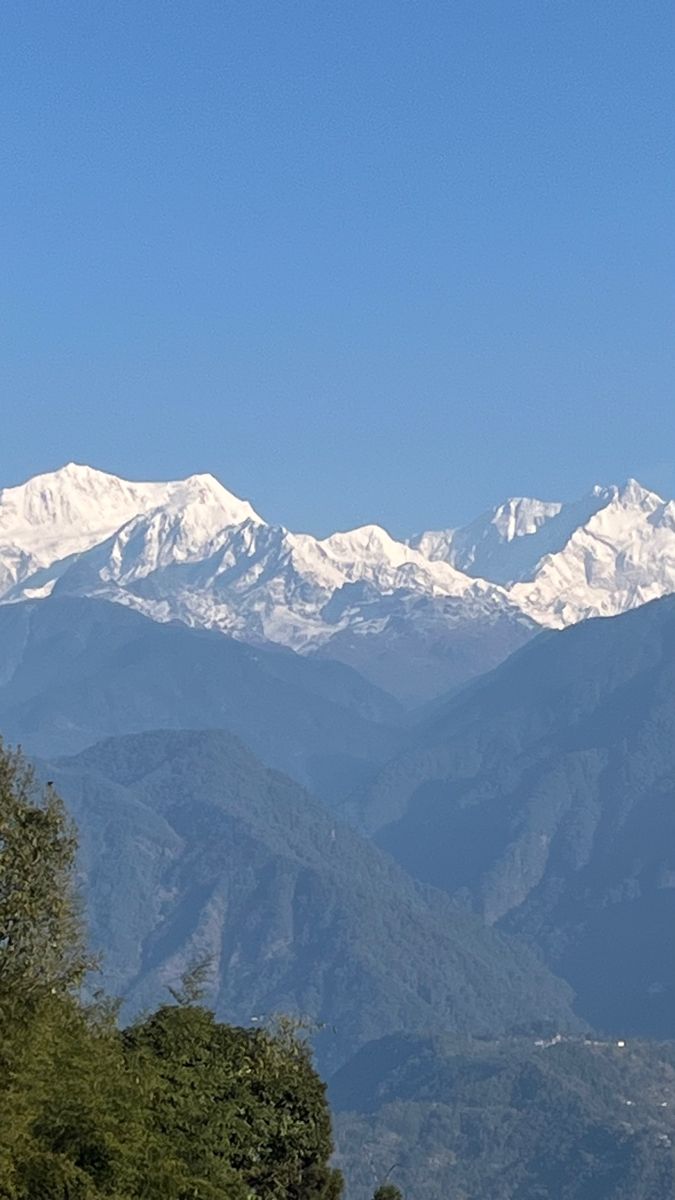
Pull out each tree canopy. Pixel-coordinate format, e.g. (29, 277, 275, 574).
(0, 740, 343, 1200)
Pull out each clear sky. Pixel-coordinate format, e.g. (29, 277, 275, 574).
(1, 1, 674, 536)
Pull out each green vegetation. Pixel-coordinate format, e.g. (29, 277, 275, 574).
(332, 1032, 675, 1200)
(0, 740, 343, 1200)
(47, 728, 579, 1072)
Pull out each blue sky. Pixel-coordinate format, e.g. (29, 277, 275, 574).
(2, 1, 674, 535)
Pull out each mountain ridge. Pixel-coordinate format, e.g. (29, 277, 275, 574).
(0, 594, 403, 802)
(5, 464, 675, 702)
(0, 464, 535, 702)
(346, 594, 675, 1038)
(41, 728, 580, 1072)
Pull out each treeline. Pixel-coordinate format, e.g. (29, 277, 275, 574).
(0, 742, 351, 1200)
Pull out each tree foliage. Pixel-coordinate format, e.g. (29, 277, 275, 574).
(0, 744, 90, 1006)
(0, 741, 343, 1200)
(125, 1004, 342, 1199)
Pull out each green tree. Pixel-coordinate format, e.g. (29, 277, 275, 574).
(0, 741, 344, 1199)
(125, 1003, 343, 1199)
(373, 1186, 403, 1200)
(0, 743, 90, 1006)
(0, 743, 107, 1198)
(3, 994, 152, 1200)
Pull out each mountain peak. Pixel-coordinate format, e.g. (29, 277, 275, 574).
(52, 460, 99, 477)
(321, 524, 402, 560)
(160, 472, 263, 525)
(614, 477, 662, 507)
(6, 463, 675, 705)
(488, 496, 563, 542)
(3, 460, 118, 494)
(182, 471, 221, 488)
(0, 464, 262, 582)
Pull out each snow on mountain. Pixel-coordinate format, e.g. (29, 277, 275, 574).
(317, 524, 486, 597)
(0, 464, 529, 701)
(411, 497, 561, 571)
(410, 487, 613, 584)
(6, 463, 675, 703)
(37, 509, 505, 653)
(511, 480, 675, 627)
(411, 477, 675, 632)
(0, 463, 261, 599)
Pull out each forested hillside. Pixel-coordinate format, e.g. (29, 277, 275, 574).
(12, 729, 675, 1200)
(44, 728, 578, 1071)
(348, 596, 675, 1036)
(332, 1033, 675, 1200)
(0, 596, 402, 803)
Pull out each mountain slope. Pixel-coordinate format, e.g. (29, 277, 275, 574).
(10, 464, 675, 705)
(411, 486, 611, 584)
(311, 585, 535, 704)
(413, 479, 675, 630)
(0, 464, 536, 704)
(40, 512, 529, 704)
(346, 595, 675, 1036)
(44, 729, 579, 1072)
(0, 596, 403, 802)
(0, 462, 261, 597)
(332, 1033, 675, 1200)
(511, 480, 675, 626)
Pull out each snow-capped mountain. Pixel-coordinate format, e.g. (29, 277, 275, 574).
(412, 478, 675, 630)
(30, 491, 527, 702)
(510, 479, 675, 628)
(0, 463, 532, 702)
(25, 505, 505, 641)
(4, 463, 675, 703)
(409, 487, 613, 584)
(0, 463, 260, 598)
